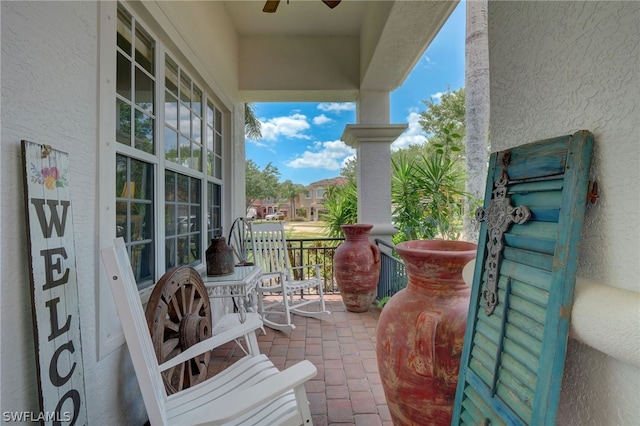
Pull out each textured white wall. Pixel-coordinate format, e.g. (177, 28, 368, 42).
(1, 1, 243, 424)
(0, 2, 148, 424)
(488, 2, 640, 424)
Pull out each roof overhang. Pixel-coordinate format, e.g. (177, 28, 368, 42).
(224, 1, 459, 102)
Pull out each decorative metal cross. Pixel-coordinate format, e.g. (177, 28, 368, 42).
(476, 163, 531, 315)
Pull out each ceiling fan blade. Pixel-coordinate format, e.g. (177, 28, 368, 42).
(322, 0, 341, 9)
(263, 0, 280, 13)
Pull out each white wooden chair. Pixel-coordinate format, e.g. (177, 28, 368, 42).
(248, 221, 330, 333)
(101, 237, 316, 425)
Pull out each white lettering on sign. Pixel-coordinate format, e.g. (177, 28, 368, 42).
(21, 140, 87, 426)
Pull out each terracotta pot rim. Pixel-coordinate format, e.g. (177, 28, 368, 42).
(395, 239, 477, 256)
(340, 223, 374, 230)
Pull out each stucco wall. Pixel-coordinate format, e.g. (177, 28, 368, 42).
(488, 1, 640, 424)
(0, 2, 147, 424)
(1, 1, 243, 424)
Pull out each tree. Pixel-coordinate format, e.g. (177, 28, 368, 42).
(391, 130, 466, 243)
(340, 157, 357, 183)
(464, 0, 490, 242)
(321, 181, 358, 238)
(279, 180, 305, 218)
(419, 87, 466, 160)
(245, 160, 280, 208)
(244, 103, 262, 140)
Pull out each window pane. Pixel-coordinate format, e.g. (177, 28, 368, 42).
(165, 239, 176, 270)
(191, 144, 202, 172)
(190, 206, 200, 232)
(116, 8, 132, 55)
(164, 127, 178, 164)
(165, 172, 176, 201)
(192, 85, 202, 116)
(207, 103, 214, 127)
(207, 152, 214, 177)
(133, 110, 154, 153)
(190, 177, 201, 201)
(165, 56, 178, 97)
(165, 93, 178, 128)
(135, 67, 154, 113)
(215, 156, 222, 180)
(179, 136, 190, 167)
(190, 234, 201, 263)
(215, 108, 222, 133)
(131, 242, 153, 286)
(132, 202, 152, 239)
(180, 73, 191, 104)
(135, 26, 154, 74)
(116, 52, 131, 100)
(179, 104, 190, 136)
(116, 99, 131, 146)
(130, 159, 153, 200)
(177, 174, 188, 202)
(215, 133, 222, 156)
(165, 205, 175, 236)
(207, 130, 214, 152)
(208, 182, 221, 239)
(192, 115, 201, 143)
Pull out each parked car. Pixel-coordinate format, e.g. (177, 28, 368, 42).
(265, 211, 285, 221)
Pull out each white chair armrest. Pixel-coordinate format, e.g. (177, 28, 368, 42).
(159, 315, 263, 371)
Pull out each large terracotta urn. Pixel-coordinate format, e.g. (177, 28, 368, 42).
(376, 239, 477, 425)
(333, 224, 381, 312)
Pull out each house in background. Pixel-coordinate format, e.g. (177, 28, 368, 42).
(296, 177, 347, 221)
(1, 1, 638, 424)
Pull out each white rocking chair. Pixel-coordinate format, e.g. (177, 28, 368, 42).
(248, 222, 330, 333)
(101, 237, 316, 425)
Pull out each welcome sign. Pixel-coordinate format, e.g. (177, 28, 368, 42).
(21, 141, 87, 425)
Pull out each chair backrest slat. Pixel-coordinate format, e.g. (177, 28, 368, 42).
(101, 238, 167, 425)
(249, 222, 292, 277)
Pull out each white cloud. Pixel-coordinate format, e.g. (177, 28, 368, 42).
(430, 92, 444, 102)
(317, 102, 356, 113)
(260, 113, 311, 141)
(391, 110, 428, 151)
(287, 140, 355, 170)
(313, 114, 332, 125)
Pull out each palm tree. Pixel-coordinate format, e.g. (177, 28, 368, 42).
(244, 103, 262, 140)
(464, 0, 490, 242)
(279, 180, 305, 219)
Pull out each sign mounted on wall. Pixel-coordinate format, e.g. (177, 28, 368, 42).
(21, 140, 87, 425)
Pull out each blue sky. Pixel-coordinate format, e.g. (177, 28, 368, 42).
(246, 2, 465, 186)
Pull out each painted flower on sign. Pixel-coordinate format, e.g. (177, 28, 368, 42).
(30, 164, 68, 190)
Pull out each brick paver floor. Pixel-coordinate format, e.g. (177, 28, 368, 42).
(207, 295, 391, 426)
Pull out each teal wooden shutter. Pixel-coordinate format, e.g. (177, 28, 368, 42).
(452, 131, 594, 425)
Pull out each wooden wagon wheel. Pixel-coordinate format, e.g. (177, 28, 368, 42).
(145, 267, 212, 394)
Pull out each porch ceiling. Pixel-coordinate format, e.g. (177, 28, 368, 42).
(224, 1, 459, 102)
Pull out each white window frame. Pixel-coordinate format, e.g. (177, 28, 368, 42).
(97, 1, 227, 359)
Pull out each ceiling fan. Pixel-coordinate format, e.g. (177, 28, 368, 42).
(263, 0, 341, 13)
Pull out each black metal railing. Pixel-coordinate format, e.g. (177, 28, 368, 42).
(286, 236, 408, 300)
(287, 237, 344, 293)
(375, 238, 407, 301)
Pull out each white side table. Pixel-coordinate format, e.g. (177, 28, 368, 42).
(201, 265, 262, 324)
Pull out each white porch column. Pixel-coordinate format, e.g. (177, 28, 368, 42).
(341, 91, 407, 244)
(341, 104, 406, 244)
